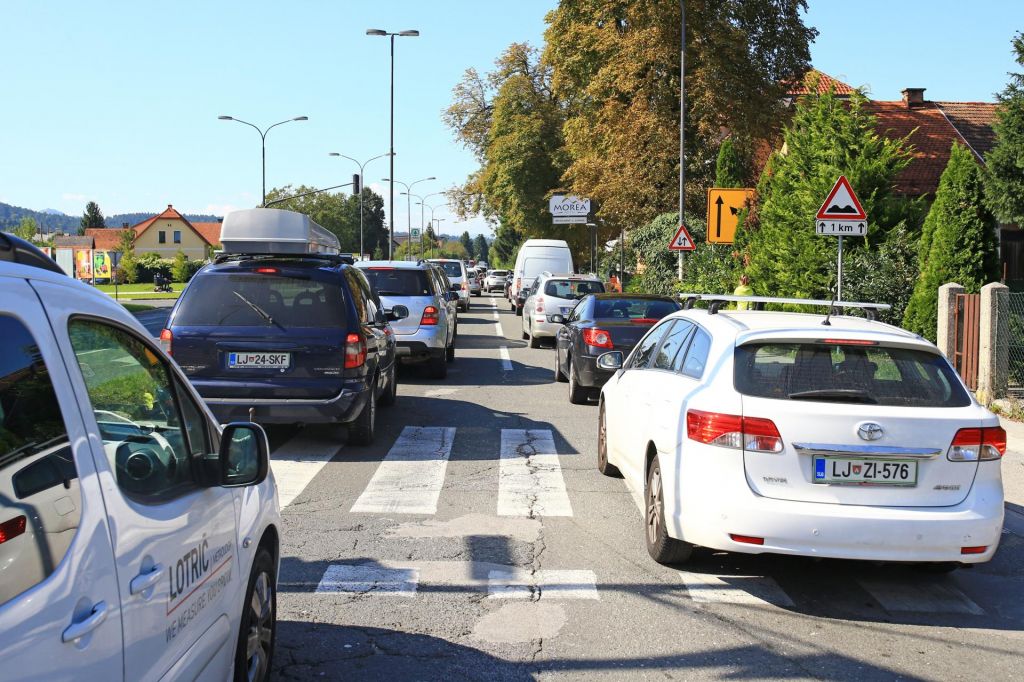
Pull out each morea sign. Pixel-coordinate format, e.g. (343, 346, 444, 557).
(549, 195, 591, 217)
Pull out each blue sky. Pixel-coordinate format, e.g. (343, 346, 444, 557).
(1, 1, 1021, 237)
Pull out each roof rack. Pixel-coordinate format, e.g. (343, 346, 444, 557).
(677, 293, 890, 320)
(213, 252, 350, 266)
(0, 232, 66, 276)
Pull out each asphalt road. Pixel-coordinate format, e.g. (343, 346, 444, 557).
(217, 294, 1023, 681)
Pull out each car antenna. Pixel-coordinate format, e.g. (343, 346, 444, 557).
(822, 280, 837, 327)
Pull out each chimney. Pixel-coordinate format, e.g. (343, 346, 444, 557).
(122, 222, 129, 229)
(901, 88, 926, 108)
(167, 204, 173, 209)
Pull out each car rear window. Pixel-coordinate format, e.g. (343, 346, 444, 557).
(490, 270, 508, 277)
(436, 262, 463, 278)
(544, 279, 605, 299)
(360, 268, 432, 296)
(594, 298, 680, 320)
(734, 342, 971, 407)
(173, 272, 347, 328)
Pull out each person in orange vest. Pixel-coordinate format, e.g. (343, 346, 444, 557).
(734, 273, 753, 310)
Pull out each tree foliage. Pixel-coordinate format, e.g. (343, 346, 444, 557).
(14, 217, 38, 241)
(263, 186, 387, 256)
(715, 137, 750, 188)
(985, 32, 1024, 224)
(473, 234, 489, 261)
(737, 90, 917, 301)
(459, 231, 474, 258)
(80, 201, 105, 235)
(904, 143, 1000, 340)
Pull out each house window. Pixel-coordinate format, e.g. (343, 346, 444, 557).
(158, 231, 166, 244)
(173, 230, 181, 244)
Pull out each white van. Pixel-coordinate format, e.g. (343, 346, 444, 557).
(511, 239, 574, 314)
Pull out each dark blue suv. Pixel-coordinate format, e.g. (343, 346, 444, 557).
(162, 254, 404, 445)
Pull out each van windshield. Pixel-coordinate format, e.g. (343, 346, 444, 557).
(523, 257, 570, 280)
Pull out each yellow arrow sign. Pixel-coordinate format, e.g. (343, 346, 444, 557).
(706, 188, 754, 244)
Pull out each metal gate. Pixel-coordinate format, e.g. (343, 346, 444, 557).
(954, 293, 981, 390)
(1008, 293, 1024, 395)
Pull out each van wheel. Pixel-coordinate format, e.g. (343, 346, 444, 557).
(427, 352, 448, 379)
(646, 455, 693, 565)
(348, 384, 377, 445)
(234, 547, 276, 682)
(379, 363, 397, 407)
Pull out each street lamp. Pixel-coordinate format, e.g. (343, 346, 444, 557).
(329, 151, 392, 258)
(367, 28, 420, 258)
(430, 218, 446, 258)
(218, 115, 308, 207)
(415, 198, 446, 261)
(384, 176, 434, 260)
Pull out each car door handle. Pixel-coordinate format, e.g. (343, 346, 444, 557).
(62, 601, 109, 643)
(130, 563, 164, 596)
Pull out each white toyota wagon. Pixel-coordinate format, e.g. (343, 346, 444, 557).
(597, 295, 1004, 570)
(0, 234, 281, 681)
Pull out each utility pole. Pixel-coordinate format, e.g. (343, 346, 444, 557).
(677, 0, 686, 282)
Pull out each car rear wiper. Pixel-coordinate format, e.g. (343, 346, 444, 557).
(232, 291, 285, 330)
(374, 290, 405, 296)
(788, 389, 877, 404)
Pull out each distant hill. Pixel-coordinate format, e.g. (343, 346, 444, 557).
(40, 208, 66, 215)
(0, 202, 223, 235)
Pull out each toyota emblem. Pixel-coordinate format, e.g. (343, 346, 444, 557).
(857, 422, 884, 441)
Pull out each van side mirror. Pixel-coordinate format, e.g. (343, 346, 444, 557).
(596, 351, 624, 371)
(385, 305, 409, 322)
(217, 422, 269, 487)
(550, 314, 565, 324)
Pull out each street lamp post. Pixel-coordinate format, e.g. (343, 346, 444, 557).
(385, 176, 435, 260)
(217, 115, 308, 207)
(329, 152, 391, 258)
(415, 197, 445, 261)
(367, 28, 419, 259)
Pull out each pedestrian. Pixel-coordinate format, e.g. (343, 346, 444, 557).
(734, 273, 753, 310)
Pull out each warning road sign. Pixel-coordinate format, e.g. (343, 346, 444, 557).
(816, 176, 866, 221)
(706, 188, 754, 244)
(668, 223, 696, 251)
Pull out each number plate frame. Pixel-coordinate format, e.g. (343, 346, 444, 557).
(227, 352, 292, 369)
(812, 456, 918, 486)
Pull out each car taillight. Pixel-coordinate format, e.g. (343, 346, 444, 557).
(947, 426, 1006, 461)
(344, 333, 367, 369)
(536, 296, 545, 313)
(582, 328, 613, 349)
(462, 281, 469, 291)
(420, 305, 439, 326)
(516, 278, 521, 291)
(0, 515, 27, 545)
(159, 328, 172, 356)
(686, 410, 783, 454)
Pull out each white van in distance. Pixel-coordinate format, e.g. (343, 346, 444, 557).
(511, 239, 574, 315)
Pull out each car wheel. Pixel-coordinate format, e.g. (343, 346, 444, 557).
(568, 357, 589, 405)
(379, 363, 397, 407)
(554, 349, 568, 382)
(427, 352, 448, 379)
(446, 336, 455, 363)
(645, 455, 693, 565)
(348, 381, 377, 446)
(234, 547, 276, 682)
(522, 326, 529, 341)
(597, 402, 622, 477)
(515, 305, 523, 317)
(528, 325, 541, 349)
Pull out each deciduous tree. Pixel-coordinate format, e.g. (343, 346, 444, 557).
(14, 217, 38, 241)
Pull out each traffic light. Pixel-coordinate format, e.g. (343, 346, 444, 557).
(352, 174, 361, 195)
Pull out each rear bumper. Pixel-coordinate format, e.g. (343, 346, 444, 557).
(395, 325, 446, 351)
(395, 340, 445, 364)
(663, 446, 1005, 564)
(528, 317, 562, 339)
(201, 383, 370, 425)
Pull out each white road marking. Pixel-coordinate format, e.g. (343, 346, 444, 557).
(498, 429, 573, 517)
(859, 579, 984, 615)
(499, 346, 513, 371)
(350, 426, 456, 514)
(678, 572, 795, 607)
(316, 564, 419, 596)
(271, 433, 341, 508)
(424, 387, 460, 398)
(488, 569, 599, 600)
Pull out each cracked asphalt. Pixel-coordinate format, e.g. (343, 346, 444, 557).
(267, 294, 1024, 681)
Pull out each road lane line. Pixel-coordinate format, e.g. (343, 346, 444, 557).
(498, 429, 573, 517)
(859, 579, 983, 615)
(350, 426, 456, 514)
(316, 564, 419, 596)
(487, 569, 599, 600)
(271, 433, 341, 508)
(499, 346, 513, 371)
(677, 572, 795, 607)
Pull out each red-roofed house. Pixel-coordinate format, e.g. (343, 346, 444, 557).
(85, 204, 223, 260)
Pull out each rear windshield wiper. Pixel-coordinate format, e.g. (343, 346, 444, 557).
(788, 389, 877, 404)
(232, 291, 285, 330)
(374, 290, 405, 296)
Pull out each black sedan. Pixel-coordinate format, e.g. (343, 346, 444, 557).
(553, 294, 681, 404)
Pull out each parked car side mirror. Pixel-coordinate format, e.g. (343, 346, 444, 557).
(385, 305, 409, 322)
(596, 351, 624, 371)
(216, 422, 270, 487)
(550, 314, 565, 324)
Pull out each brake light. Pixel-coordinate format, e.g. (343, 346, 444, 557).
(368, 267, 394, 270)
(630, 318, 659, 324)
(686, 410, 784, 454)
(516, 277, 521, 291)
(159, 328, 172, 356)
(254, 267, 279, 274)
(420, 306, 439, 326)
(344, 333, 367, 369)
(582, 328, 613, 349)
(536, 296, 545, 313)
(819, 339, 878, 346)
(0, 515, 27, 545)
(462, 281, 468, 291)
(947, 426, 1006, 461)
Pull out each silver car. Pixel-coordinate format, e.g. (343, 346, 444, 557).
(522, 273, 605, 348)
(484, 269, 508, 292)
(357, 261, 457, 379)
(428, 258, 471, 312)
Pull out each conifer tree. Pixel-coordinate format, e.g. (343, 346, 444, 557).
(985, 32, 1024, 224)
(904, 143, 1000, 341)
(715, 138, 750, 188)
(80, 201, 105, 235)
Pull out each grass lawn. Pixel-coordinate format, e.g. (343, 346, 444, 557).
(120, 303, 156, 313)
(93, 283, 181, 300)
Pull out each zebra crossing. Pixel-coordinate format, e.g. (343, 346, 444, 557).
(272, 425, 1003, 618)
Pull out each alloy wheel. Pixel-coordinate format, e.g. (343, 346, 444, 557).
(647, 465, 663, 547)
(245, 571, 274, 682)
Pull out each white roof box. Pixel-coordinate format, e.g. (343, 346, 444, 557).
(219, 208, 340, 255)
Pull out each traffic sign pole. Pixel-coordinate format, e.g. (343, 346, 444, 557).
(837, 235, 843, 302)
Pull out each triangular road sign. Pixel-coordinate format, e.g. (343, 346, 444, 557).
(668, 223, 696, 251)
(816, 176, 867, 221)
